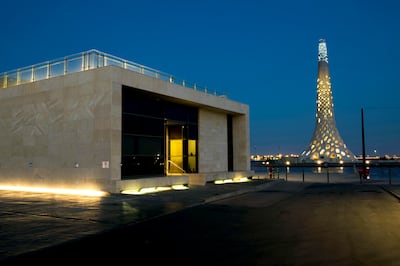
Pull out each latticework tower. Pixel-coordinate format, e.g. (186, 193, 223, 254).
(300, 39, 356, 163)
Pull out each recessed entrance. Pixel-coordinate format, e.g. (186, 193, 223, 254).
(121, 86, 198, 179)
(166, 124, 197, 174)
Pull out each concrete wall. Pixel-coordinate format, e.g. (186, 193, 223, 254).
(198, 109, 228, 172)
(0, 69, 116, 191)
(233, 112, 251, 171)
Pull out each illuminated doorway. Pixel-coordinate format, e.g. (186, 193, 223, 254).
(166, 124, 197, 174)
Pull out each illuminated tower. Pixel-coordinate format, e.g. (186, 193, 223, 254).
(300, 39, 356, 163)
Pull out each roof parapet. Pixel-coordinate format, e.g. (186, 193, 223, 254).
(0, 49, 227, 97)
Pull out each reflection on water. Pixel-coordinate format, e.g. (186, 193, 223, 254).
(252, 162, 400, 184)
(313, 166, 344, 174)
(253, 166, 356, 175)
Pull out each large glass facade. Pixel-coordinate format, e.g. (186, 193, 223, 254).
(121, 86, 198, 179)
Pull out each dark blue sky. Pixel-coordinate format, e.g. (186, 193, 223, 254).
(1, 0, 400, 156)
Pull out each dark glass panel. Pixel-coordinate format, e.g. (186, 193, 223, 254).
(121, 135, 164, 177)
(122, 135, 163, 156)
(121, 155, 164, 177)
(186, 107, 198, 124)
(122, 86, 164, 117)
(136, 136, 163, 155)
(164, 102, 188, 121)
(122, 134, 135, 155)
(187, 125, 198, 140)
(122, 115, 164, 136)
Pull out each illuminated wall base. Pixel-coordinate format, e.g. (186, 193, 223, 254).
(0, 185, 108, 197)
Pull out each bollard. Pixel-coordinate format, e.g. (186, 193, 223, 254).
(285, 167, 288, 181)
(327, 167, 330, 183)
(302, 168, 305, 182)
(389, 168, 392, 185)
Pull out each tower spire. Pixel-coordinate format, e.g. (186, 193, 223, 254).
(300, 39, 356, 163)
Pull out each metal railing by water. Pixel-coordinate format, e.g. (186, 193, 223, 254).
(0, 49, 227, 97)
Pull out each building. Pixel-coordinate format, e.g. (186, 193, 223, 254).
(300, 39, 356, 163)
(0, 50, 253, 194)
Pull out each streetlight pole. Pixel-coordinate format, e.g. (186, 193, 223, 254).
(361, 108, 367, 182)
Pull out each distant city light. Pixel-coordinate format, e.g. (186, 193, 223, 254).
(250, 153, 400, 161)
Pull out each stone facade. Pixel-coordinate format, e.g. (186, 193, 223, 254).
(0, 65, 253, 193)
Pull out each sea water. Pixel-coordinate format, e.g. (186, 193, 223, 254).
(251, 162, 400, 184)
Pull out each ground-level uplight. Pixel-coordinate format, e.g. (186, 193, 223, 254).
(214, 177, 251, 184)
(0, 185, 108, 197)
(121, 184, 189, 195)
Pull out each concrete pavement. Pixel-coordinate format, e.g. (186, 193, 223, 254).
(1, 172, 399, 264)
(0, 177, 278, 262)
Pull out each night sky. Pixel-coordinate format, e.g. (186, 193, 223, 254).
(1, 0, 399, 156)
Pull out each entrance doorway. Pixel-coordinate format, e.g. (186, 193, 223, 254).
(166, 124, 197, 174)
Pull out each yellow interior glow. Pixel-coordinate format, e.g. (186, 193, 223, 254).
(0, 185, 108, 197)
(170, 139, 183, 173)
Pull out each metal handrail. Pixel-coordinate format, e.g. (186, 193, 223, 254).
(0, 49, 227, 98)
(167, 160, 186, 173)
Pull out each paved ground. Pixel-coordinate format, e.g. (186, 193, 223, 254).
(1, 172, 400, 264)
(0, 177, 277, 262)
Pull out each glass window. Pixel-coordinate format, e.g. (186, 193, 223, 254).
(121, 85, 198, 178)
(122, 115, 164, 136)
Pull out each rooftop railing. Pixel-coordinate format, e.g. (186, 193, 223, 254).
(0, 49, 227, 97)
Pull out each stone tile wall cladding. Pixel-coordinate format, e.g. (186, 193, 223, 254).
(0, 66, 252, 193)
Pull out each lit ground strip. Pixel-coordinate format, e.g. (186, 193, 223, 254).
(0, 185, 108, 197)
(121, 184, 189, 195)
(171, 184, 189, 190)
(214, 177, 251, 185)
